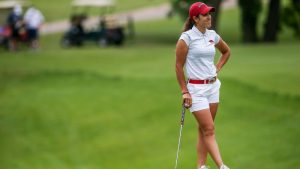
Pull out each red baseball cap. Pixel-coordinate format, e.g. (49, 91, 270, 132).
(189, 2, 215, 18)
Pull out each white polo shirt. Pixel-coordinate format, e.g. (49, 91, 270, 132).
(24, 8, 44, 29)
(179, 26, 220, 80)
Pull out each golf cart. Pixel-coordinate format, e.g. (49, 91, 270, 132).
(61, 0, 130, 48)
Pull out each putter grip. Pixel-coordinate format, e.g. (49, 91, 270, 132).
(180, 105, 186, 125)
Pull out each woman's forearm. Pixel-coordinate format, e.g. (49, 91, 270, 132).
(216, 51, 230, 71)
(176, 64, 188, 94)
(215, 39, 231, 72)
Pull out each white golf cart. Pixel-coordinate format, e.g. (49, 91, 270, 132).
(61, 0, 131, 47)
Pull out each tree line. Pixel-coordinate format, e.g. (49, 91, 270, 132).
(172, 0, 300, 43)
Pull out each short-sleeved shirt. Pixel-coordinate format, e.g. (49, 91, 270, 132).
(24, 8, 44, 29)
(179, 26, 220, 80)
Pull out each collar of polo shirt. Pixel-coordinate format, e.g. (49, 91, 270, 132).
(192, 26, 209, 37)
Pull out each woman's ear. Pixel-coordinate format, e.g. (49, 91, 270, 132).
(192, 16, 199, 23)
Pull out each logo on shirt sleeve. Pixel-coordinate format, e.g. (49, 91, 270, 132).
(209, 39, 214, 44)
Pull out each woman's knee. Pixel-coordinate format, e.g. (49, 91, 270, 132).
(200, 125, 215, 137)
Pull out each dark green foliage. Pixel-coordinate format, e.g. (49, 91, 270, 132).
(263, 0, 281, 42)
(238, 0, 262, 42)
(238, 0, 262, 17)
(171, 0, 221, 30)
(171, 0, 214, 20)
(282, 0, 300, 37)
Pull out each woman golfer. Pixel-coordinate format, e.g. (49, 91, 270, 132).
(175, 2, 231, 169)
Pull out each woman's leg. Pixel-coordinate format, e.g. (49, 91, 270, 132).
(193, 104, 223, 168)
(196, 103, 219, 168)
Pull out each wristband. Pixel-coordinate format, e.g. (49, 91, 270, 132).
(182, 91, 189, 95)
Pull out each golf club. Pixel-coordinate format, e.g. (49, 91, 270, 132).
(174, 104, 186, 169)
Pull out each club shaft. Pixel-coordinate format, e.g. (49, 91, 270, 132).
(174, 124, 184, 169)
(174, 106, 186, 169)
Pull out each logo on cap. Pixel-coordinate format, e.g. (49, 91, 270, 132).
(198, 3, 204, 8)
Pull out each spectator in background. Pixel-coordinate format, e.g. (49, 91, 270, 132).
(24, 6, 44, 50)
(6, 4, 23, 51)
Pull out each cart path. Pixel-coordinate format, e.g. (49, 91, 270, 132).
(41, 0, 237, 35)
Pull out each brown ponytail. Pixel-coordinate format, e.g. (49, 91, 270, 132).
(182, 17, 194, 32)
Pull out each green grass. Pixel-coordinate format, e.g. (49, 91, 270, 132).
(1, 7, 300, 169)
(1, 44, 299, 169)
(28, 0, 169, 22)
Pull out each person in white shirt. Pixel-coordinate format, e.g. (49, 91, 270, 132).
(24, 6, 44, 49)
(175, 2, 231, 169)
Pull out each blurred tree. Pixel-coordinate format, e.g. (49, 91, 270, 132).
(238, 0, 262, 43)
(282, 0, 300, 38)
(172, 0, 299, 43)
(263, 0, 281, 42)
(171, 0, 222, 31)
(206, 0, 222, 31)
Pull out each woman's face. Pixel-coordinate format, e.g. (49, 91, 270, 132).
(194, 13, 212, 29)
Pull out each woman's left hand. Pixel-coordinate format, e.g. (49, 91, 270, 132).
(183, 93, 192, 108)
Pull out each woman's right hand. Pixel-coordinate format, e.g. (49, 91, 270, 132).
(182, 93, 192, 108)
